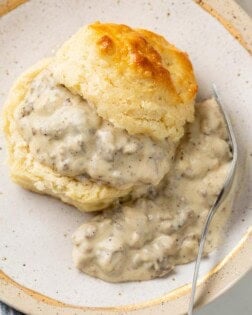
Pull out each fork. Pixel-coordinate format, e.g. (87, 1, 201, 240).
(188, 84, 238, 315)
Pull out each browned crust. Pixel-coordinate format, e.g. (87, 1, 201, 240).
(92, 22, 197, 104)
(136, 28, 198, 101)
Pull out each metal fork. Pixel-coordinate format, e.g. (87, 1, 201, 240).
(188, 84, 238, 315)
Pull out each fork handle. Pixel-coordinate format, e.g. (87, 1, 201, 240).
(188, 187, 225, 315)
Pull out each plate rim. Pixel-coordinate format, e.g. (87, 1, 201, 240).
(0, 0, 251, 314)
(0, 228, 251, 314)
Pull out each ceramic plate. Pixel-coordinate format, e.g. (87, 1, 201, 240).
(0, 1, 251, 314)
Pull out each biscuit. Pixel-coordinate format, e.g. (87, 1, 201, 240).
(3, 59, 131, 212)
(52, 22, 197, 141)
(3, 23, 198, 212)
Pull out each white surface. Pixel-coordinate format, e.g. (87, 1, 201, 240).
(0, 0, 251, 310)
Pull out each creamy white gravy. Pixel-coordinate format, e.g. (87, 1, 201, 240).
(15, 69, 174, 189)
(15, 70, 232, 283)
(72, 99, 232, 282)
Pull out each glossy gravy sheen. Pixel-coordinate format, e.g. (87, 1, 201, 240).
(72, 99, 232, 282)
(15, 70, 174, 189)
(15, 69, 232, 282)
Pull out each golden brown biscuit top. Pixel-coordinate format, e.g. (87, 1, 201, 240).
(52, 22, 198, 141)
(93, 23, 196, 104)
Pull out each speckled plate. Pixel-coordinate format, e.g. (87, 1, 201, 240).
(0, 1, 251, 314)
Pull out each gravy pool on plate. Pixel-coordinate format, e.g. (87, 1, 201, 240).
(4, 22, 232, 282)
(72, 98, 232, 282)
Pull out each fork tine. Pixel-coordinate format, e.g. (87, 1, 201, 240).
(188, 85, 238, 315)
